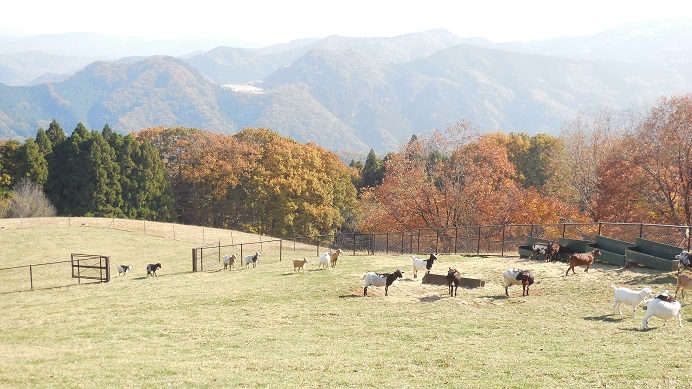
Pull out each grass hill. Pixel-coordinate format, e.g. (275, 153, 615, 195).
(0, 218, 688, 387)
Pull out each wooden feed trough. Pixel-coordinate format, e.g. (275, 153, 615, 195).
(421, 273, 485, 288)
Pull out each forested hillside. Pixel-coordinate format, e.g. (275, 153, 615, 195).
(2, 27, 692, 155)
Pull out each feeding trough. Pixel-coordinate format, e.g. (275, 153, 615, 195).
(421, 273, 485, 288)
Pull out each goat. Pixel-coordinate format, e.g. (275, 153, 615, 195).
(318, 252, 331, 270)
(676, 251, 691, 274)
(675, 273, 692, 299)
(642, 291, 683, 329)
(362, 269, 404, 296)
(545, 242, 560, 262)
(146, 263, 161, 277)
(531, 243, 548, 260)
(503, 268, 534, 296)
(328, 248, 343, 268)
(244, 252, 260, 268)
(222, 254, 236, 270)
(292, 258, 309, 273)
(446, 267, 461, 297)
(412, 253, 437, 279)
(565, 249, 601, 276)
(117, 264, 131, 276)
(611, 284, 653, 318)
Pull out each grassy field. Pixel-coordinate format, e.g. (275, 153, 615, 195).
(0, 224, 690, 388)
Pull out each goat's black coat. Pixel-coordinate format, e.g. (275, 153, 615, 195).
(446, 267, 461, 297)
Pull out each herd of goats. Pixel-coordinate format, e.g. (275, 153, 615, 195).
(112, 242, 692, 330)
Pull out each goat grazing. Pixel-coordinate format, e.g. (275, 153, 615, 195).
(222, 254, 236, 270)
(117, 264, 131, 276)
(531, 243, 548, 260)
(676, 251, 691, 274)
(292, 258, 309, 273)
(412, 253, 437, 279)
(642, 292, 683, 329)
(446, 267, 461, 297)
(565, 249, 601, 276)
(146, 263, 161, 277)
(503, 268, 534, 296)
(675, 273, 692, 299)
(244, 252, 260, 268)
(362, 269, 404, 296)
(545, 242, 561, 262)
(611, 285, 653, 318)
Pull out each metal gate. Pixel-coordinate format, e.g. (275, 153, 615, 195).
(71, 253, 110, 283)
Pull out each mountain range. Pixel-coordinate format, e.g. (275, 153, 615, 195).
(1, 19, 692, 155)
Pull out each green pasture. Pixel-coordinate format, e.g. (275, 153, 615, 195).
(0, 226, 690, 388)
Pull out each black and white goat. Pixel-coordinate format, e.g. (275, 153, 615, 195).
(362, 269, 404, 296)
(244, 252, 260, 269)
(146, 263, 161, 277)
(117, 264, 131, 276)
(412, 253, 437, 279)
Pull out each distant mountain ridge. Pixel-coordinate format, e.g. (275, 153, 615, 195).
(1, 21, 692, 155)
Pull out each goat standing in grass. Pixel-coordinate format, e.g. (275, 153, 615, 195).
(292, 258, 309, 273)
(446, 267, 461, 297)
(565, 249, 601, 276)
(412, 253, 437, 279)
(362, 269, 404, 296)
(611, 284, 653, 318)
(642, 292, 683, 329)
(503, 268, 534, 296)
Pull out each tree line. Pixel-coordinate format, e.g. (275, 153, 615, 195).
(2, 94, 692, 237)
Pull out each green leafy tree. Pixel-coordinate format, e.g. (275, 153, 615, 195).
(361, 149, 384, 189)
(45, 119, 66, 145)
(20, 138, 49, 187)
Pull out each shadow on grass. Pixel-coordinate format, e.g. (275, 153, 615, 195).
(583, 314, 626, 323)
(338, 294, 361, 299)
(420, 295, 443, 303)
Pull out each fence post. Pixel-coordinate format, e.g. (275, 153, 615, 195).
(454, 227, 458, 255)
(353, 234, 356, 256)
(435, 229, 439, 254)
(280, 240, 283, 262)
(192, 249, 197, 272)
(218, 241, 221, 262)
(477, 226, 481, 255)
(639, 223, 644, 238)
(598, 222, 602, 236)
(401, 233, 405, 255)
(530, 224, 534, 237)
(501, 224, 506, 257)
(29, 265, 33, 290)
(562, 223, 566, 238)
(417, 229, 421, 254)
(386, 232, 389, 255)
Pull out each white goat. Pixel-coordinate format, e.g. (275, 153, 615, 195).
(318, 252, 331, 270)
(531, 243, 548, 260)
(642, 292, 683, 329)
(412, 253, 437, 279)
(611, 284, 653, 318)
(222, 254, 236, 270)
(244, 252, 260, 268)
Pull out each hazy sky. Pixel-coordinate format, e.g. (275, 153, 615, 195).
(2, 0, 691, 44)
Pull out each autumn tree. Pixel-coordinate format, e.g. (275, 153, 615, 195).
(559, 108, 635, 221)
(628, 94, 692, 225)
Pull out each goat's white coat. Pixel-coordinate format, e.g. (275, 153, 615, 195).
(502, 268, 522, 292)
(642, 297, 683, 329)
(611, 285, 653, 318)
(318, 252, 331, 270)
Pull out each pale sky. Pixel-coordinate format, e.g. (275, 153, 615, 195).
(2, 0, 691, 45)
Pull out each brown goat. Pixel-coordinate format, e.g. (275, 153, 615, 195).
(675, 273, 692, 299)
(446, 267, 461, 297)
(565, 249, 601, 276)
(328, 249, 343, 268)
(545, 242, 560, 262)
(292, 258, 309, 273)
